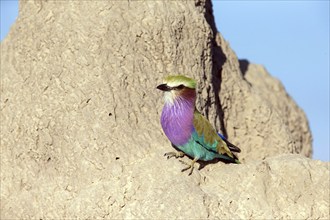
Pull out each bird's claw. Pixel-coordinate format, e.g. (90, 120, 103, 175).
(181, 164, 194, 176)
(179, 159, 189, 165)
(164, 151, 184, 159)
(179, 160, 194, 175)
(179, 158, 198, 176)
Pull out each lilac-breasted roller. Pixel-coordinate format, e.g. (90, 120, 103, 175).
(157, 75, 241, 175)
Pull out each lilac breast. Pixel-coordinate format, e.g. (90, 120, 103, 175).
(160, 98, 195, 146)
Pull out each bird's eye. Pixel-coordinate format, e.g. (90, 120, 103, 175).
(175, 84, 185, 90)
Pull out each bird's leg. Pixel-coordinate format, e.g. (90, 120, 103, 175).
(164, 151, 185, 159)
(180, 157, 199, 176)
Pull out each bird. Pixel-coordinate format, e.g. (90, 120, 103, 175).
(157, 75, 241, 175)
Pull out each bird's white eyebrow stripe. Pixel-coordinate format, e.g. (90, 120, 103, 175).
(166, 81, 185, 87)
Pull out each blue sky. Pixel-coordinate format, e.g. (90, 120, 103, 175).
(1, 1, 329, 161)
(213, 1, 329, 161)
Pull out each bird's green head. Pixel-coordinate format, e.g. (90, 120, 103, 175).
(157, 75, 196, 91)
(157, 75, 196, 104)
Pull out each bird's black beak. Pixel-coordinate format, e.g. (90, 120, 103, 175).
(157, 84, 171, 91)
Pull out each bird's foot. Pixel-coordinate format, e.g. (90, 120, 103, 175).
(164, 151, 184, 159)
(179, 158, 198, 176)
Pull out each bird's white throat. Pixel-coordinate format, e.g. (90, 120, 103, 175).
(163, 91, 176, 105)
